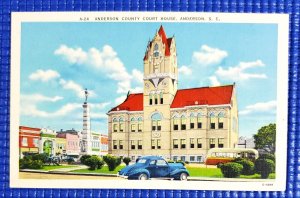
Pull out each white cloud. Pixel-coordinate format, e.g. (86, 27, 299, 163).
(89, 102, 111, 109)
(59, 79, 95, 99)
(90, 112, 107, 119)
(21, 94, 63, 102)
(130, 86, 143, 93)
(178, 65, 192, 75)
(55, 45, 143, 94)
(29, 69, 60, 82)
(193, 45, 228, 66)
(54, 45, 87, 64)
(209, 76, 221, 86)
(239, 100, 277, 115)
(115, 95, 127, 105)
(215, 60, 267, 81)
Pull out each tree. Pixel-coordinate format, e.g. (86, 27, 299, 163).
(253, 123, 276, 154)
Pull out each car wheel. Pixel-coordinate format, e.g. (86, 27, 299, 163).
(179, 173, 188, 181)
(138, 173, 148, 180)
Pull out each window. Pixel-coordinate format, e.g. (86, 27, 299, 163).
(131, 118, 136, 132)
(181, 139, 186, 149)
(157, 139, 161, 149)
(119, 117, 124, 132)
(197, 138, 202, 148)
(22, 137, 28, 146)
(131, 124, 136, 132)
(154, 44, 159, 57)
(149, 94, 153, 105)
(218, 138, 224, 148)
(210, 113, 216, 129)
(113, 140, 117, 149)
(33, 138, 39, 147)
(173, 139, 178, 149)
(218, 112, 224, 129)
(156, 160, 167, 166)
(151, 113, 162, 131)
(209, 138, 216, 148)
(190, 156, 195, 162)
(197, 113, 202, 129)
(173, 116, 179, 130)
(131, 140, 135, 150)
(113, 124, 118, 132)
(197, 156, 202, 162)
(138, 140, 142, 149)
(173, 156, 178, 161)
(151, 139, 155, 149)
(138, 117, 143, 132)
(154, 94, 158, 105)
(190, 113, 196, 129)
(181, 116, 186, 130)
(180, 156, 186, 161)
(160, 92, 163, 104)
(119, 140, 123, 149)
(190, 138, 195, 148)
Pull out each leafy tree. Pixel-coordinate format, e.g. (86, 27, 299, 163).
(123, 157, 131, 166)
(253, 123, 276, 154)
(103, 155, 121, 171)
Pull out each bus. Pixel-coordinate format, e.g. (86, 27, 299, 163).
(205, 148, 259, 166)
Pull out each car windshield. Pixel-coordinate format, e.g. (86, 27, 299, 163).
(136, 159, 147, 164)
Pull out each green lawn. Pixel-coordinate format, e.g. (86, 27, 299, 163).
(72, 165, 125, 174)
(41, 165, 76, 171)
(187, 166, 223, 177)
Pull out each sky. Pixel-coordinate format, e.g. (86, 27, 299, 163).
(20, 22, 278, 137)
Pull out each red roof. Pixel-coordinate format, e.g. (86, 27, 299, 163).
(143, 25, 172, 60)
(109, 85, 234, 112)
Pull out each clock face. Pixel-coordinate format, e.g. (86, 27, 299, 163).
(162, 79, 168, 87)
(145, 83, 150, 89)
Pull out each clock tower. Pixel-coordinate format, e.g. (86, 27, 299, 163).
(142, 25, 178, 157)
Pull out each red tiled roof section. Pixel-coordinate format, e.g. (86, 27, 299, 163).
(109, 93, 144, 112)
(170, 85, 234, 108)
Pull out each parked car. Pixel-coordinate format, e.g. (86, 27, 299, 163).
(118, 156, 189, 180)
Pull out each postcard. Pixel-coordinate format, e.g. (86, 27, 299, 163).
(10, 12, 289, 191)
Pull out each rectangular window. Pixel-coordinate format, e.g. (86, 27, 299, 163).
(181, 124, 186, 130)
(151, 139, 155, 149)
(173, 156, 178, 161)
(174, 119, 179, 130)
(197, 156, 202, 162)
(131, 124, 136, 132)
(190, 138, 195, 148)
(138, 124, 142, 132)
(157, 139, 161, 149)
(131, 140, 135, 150)
(22, 137, 28, 146)
(120, 123, 124, 132)
(218, 138, 224, 148)
(190, 156, 195, 162)
(150, 99, 152, 105)
(181, 118, 186, 130)
(33, 138, 39, 147)
(155, 98, 158, 105)
(174, 125, 178, 130)
(180, 156, 186, 161)
(173, 139, 178, 149)
(119, 140, 123, 149)
(181, 139, 186, 149)
(152, 121, 157, 131)
(218, 122, 224, 129)
(209, 138, 216, 148)
(138, 140, 142, 149)
(113, 140, 117, 149)
(210, 123, 215, 129)
(197, 122, 202, 129)
(113, 124, 118, 132)
(197, 138, 202, 148)
(190, 123, 194, 129)
(157, 121, 161, 131)
(160, 97, 163, 104)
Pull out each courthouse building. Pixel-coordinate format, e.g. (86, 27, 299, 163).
(107, 26, 239, 162)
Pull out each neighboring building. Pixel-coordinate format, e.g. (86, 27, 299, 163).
(91, 132, 101, 155)
(19, 126, 40, 158)
(237, 136, 255, 148)
(100, 134, 108, 157)
(57, 131, 80, 157)
(55, 137, 67, 157)
(39, 128, 57, 156)
(107, 26, 239, 162)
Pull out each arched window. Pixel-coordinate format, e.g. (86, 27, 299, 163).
(119, 117, 125, 132)
(173, 115, 179, 130)
(154, 44, 159, 57)
(113, 118, 118, 132)
(218, 112, 225, 129)
(130, 117, 136, 132)
(181, 115, 186, 130)
(154, 94, 158, 105)
(197, 113, 202, 129)
(209, 113, 216, 129)
(160, 92, 163, 104)
(149, 93, 153, 105)
(190, 113, 196, 129)
(137, 117, 143, 132)
(151, 113, 162, 131)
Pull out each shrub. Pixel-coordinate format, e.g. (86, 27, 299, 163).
(30, 160, 43, 169)
(259, 154, 275, 162)
(32, 153, 48, 163)
(217, 163, 224, 169)
(220, 162, 243, 178)
(236, 159, 255, 175)
(103, 155, 122, 171)
(85, 156, 104, 170)
(255, 159, 275, 179)
(123, 157, 131, 166)
(19, 158, 43, 169)
(80, 155, 91, 165)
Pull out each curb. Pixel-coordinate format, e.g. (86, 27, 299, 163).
(20, 169, 118, 177)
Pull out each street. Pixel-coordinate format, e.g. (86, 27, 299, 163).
(19, 172, 124, 180)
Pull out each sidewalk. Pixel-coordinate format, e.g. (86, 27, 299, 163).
(48, 165, 88, 172)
